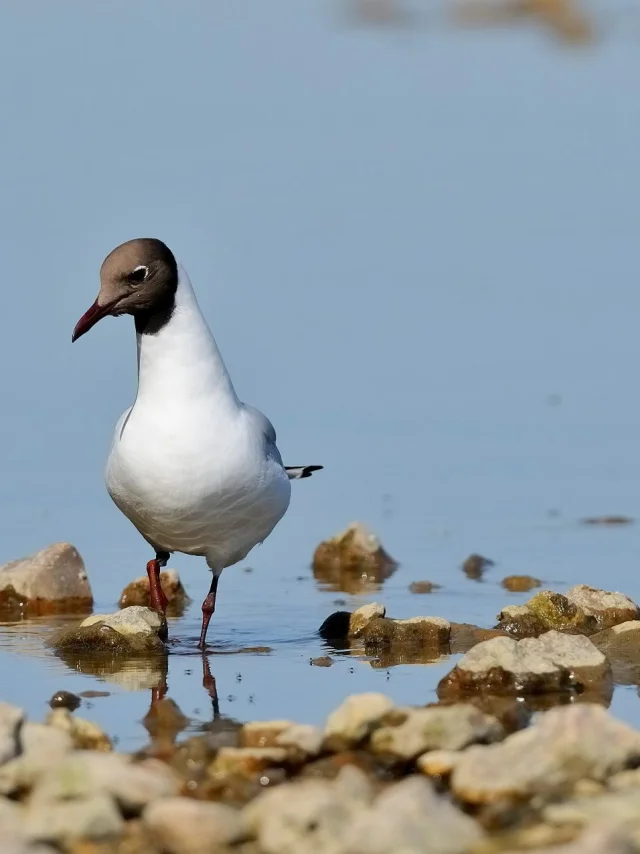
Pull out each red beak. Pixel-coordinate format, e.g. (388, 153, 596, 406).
(72, 300, 116, 343)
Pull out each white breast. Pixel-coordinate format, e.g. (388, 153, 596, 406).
(105, 265, 291, 570)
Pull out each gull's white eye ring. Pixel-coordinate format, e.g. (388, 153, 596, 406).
(129, 265, 149, 284)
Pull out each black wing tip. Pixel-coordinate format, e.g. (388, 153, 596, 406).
(286, 465, 324, 479)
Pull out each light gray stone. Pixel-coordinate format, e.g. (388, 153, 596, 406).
(343, 776, 484, 854)
(81, 606, 164, 636)
(276, 723, 324, 757)
(246, 766, 372, 854)
(0, 723, 72, 795)
(143, 797, 245, 854)
(324, 693, 394, 747)
(451, 704, 640, 805)
(370, 704, 504, 760)
(439, 631, 610, 697)
(23, 794, 123, 845)
(349, 602, 386, 635)
(0, 543, 91, 603)
(566, 585, 638, 630)
(28, 752, 180, 815)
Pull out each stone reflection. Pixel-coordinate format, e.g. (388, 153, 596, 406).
(313, 522, 397, 594)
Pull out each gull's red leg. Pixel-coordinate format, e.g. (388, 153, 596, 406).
(146, 552, 169, 613)
(198, 575, 219, 650)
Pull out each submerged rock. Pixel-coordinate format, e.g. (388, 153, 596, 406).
(48, 691, 80, 712)
(312, 523, 397, 593)
(438, 630, 611, 699)
(408, 580, 441, 594)
(0, 544, 92, 617)
(462, 553, 494, 580)
(451, 704, 640, 805)
(118, 568, 190, 616)
(501, 574, 542, 593)
(50, 606, 167, 655)
(369, 703, 504, 760)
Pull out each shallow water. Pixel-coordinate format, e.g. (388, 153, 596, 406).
(0, 0, 640, 747)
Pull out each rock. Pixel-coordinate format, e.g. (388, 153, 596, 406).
(0, 543, 92, 617)
(462, 553, 494, 580)
(240, 720, 292, 749)
(581, 515, 633, 525)
(245, 765, 373, 854)
(324, 693, 395, 749)
(0, 723, 72, 795)
(143, 698, 190, 744)
(501, 575, 542, 593)
(22, 794, 123, 845)
(50, 606, 167, 655)
(208, 746, 288, 779)
(276, 724, 324, 758)
(433, 696, 531, 734)
(28, 751, 180, 816)
(0, 702, 24, 765)
(416, 749, 461, 778)
(590, 621, 640, 684)
(496, 590, 598, 638)
(348, 602, 386, 636)
(566, 584, 639, 630)
(451, 704, 640, 805)
(48, 691, 80, 711)
(449, 622, 506, 654)
(143, 797, 245, 854)
(438, 631, 611, 698)
(510, 825, 637, 854)
(343, 776, 485, 854)
(360, 616, 450, 649)
(409, 581, 441, 594)
(118, 568, 190, 616)
(311, 656, 334, 667)
(45, 708, 112, 751)
(370, 704, 504, 760)
(312, 523, 397, 593)
(544, 791, 640, 845)
(0, 796, 25, 836)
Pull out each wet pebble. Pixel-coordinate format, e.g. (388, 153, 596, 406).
(408, 580, 441, 594)
(312, 522, 397, 593)
(462, 553, 494, 580)
(48, 691, 80, 712)
(501, 574, 542, 593)
(311, 656, 334, 667)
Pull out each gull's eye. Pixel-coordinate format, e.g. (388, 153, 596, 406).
(129, 265, 148, 284)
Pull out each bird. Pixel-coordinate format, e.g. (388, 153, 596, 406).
(72, 238, 322, 648)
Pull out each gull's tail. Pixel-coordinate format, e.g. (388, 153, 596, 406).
(286, 465, 323, 480)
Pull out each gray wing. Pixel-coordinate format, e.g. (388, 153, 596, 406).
(242, 404, 323, 479)
(242, 403, 283, 464)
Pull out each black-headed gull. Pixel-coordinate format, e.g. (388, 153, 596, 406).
(72, 238, 322, 648)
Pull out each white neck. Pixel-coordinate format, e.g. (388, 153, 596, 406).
(135, 264, 240, 411)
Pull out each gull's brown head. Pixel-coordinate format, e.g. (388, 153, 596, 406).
(72, 238, 178, 342)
